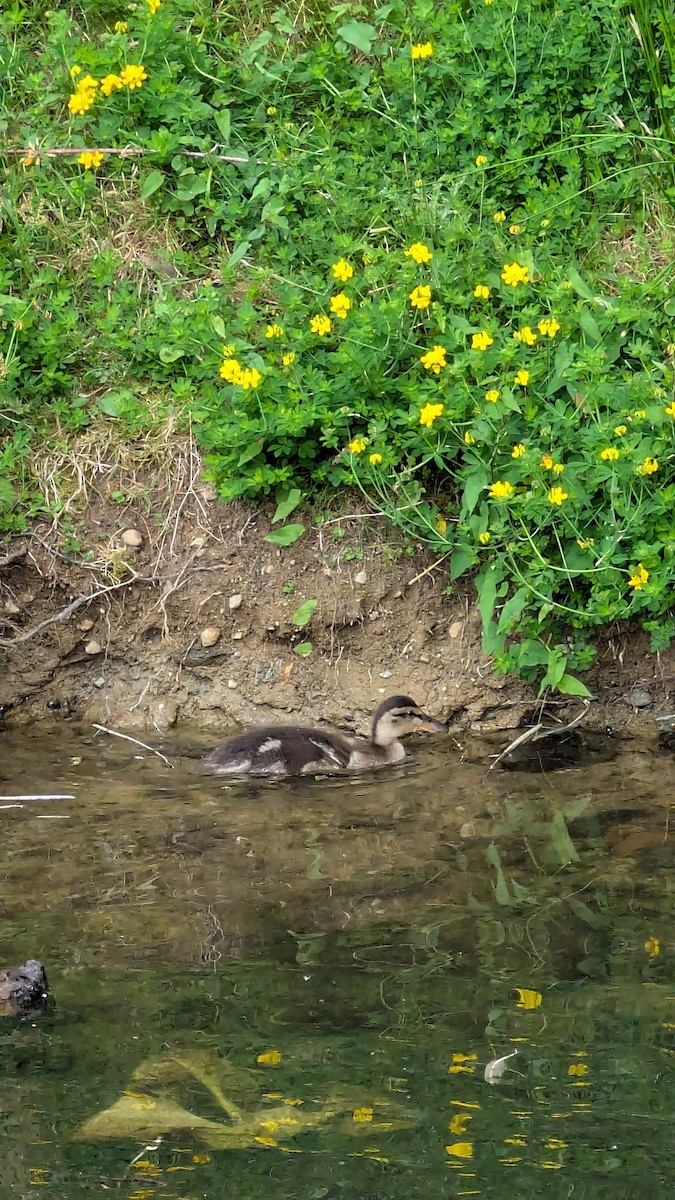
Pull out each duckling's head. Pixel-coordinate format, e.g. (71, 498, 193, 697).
(370, 695, 446, 747)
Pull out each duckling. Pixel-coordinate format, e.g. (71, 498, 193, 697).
(200, 694, 446, 778)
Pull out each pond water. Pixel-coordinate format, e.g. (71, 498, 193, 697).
(1, 721, 674, 1199)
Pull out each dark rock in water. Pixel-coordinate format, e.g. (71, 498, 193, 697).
(0, 959, 49, 1018)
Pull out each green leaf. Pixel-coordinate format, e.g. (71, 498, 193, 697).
(450, 546, 475, 580)
(336, 21, 376, 53)
(211, 315, 227, 340)
(228, 240, 251, 268)
(140, 170, 164, 201)
(567, 265, 594, 299)
(264, 523, 305, 546)
(293, 641, 313, 658)
(292, 598, 317, 627)
(484, 843, 514, 906)
(159, 345, 185, 363)
(578, 308, 602, 345)
(557, 672, 593, 697)
(215, 109, 231, 144)
(272, 487, 302, 523)
(461, 468, 488, 516)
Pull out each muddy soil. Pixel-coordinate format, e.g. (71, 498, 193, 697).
(0, 481, 672, 739)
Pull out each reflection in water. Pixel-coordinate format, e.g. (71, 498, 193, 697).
(0, 723, 674, 1198)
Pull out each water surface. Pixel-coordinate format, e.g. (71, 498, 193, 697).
(1, 722, 674, 1198)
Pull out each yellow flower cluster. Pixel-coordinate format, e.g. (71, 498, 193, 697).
(419, 403, 444, 428)
(113, 20, 128, 32)
(514, 369, 530, 386)
(265, 324, 284, 338)
(331, 258, 353, 282)
(513, 325, 537, 345)
(493, 210, 506, 223)
(68, 64, 148, 115)
(485, 389, 500, 403)
(547, 486, 568, 506)
(478, 531, 491, 544)
(310, 315, 332, 336)
(330, 293, 351, 319)
(538, 317, 561, 337)
(420, 345, 447, 373)
(369, 452, 383, 465)
(501, 261, 529, 287)
(409, 284, 431, 309)
(475, 155, 488, 166)
(600, 447, 620, 461)
(471, 331, 493, 351)
(146, 0, 161, 13)
(629, 563, 649, 590)
(405, 242, 433, 264)
(638, 456, 658, 475)
(219, 358, 262, 389)
(282, 352, 295, 366)
(473, 284, 490, 299)
(511, 443, 525, 458)
(489, 480, 514, 499)
(411, 42, 433, 59)
(77, 151, 104, 170)
(348, 437, 368, 453)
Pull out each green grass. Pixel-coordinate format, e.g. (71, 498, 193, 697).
(1, 0, 675, 691)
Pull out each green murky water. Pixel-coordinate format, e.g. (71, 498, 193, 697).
(1, 722, 674, 1199)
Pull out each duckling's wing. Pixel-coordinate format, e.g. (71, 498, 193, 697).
(201, 725, 352, 777)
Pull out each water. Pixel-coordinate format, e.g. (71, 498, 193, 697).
(1, 722, 674, 1198)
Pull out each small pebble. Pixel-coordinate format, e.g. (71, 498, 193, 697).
(232, 631, 244, 640)
(78, 618, 95, 631)
(354, 569, 367, 585)
(229, 593, 243, 610)
(84, 639, 102, 655)
(191, 535, 207, 548)
(448, 620, 463, 639)
(4, 600, 20, 614)
(629, 688, 652, 710)
(419, 652, 430, 663)
(227, 679, 238, 689)
(121, 528, 143, 548)
(200, 626, 221, 648)
(379, 669, 392, 679)
(92, 676, 106, 689)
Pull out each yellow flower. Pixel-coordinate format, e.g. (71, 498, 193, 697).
(478, 531, 491, 544)
(489, 480, 514, 500)
(348, 437, 368, 454)
(514, 369, 530, 386)
(541, 454, 553, 468)
(352, 1108, 373, 1122)
(114, 20, 129, 33)
(637, 456, 658, 475)
(613, 424, 627, 435)
(576, 537, 595, 549)
(419, 344, 447, 373)
(509, 223, 522, 234)
(435, 514, 448, 535)
(501, 261, 529, 287)
(515, 987, 542, 1009)
(628, 563, 649, 590)
(552, 462, 564, 474)
(446, 1142, 473, 1158)
(68, 90, 95, 116)
(512, 325, 537, 346)
(484, 0, 494, 5)
(100, 73, 124, 96)
(409, 284, 432, 309)
(369, 452, 383, 465)
(282, 352, 296, 366)
(600, 447, 620, 461)
(264, 323, 284, 338)
(665, 402, 675, 417)
(511, 443, 525, 458)
(473, 284, 490, 299)
(77, 151, 104, 170)
(77, 74, 99, 93)
(644, 937, 660, 956)
(411, 42, 433, 59)
(449, 1113, 472, 1135)
(192, 1153, 211, 1163)
(255, 1136, 278, 1147)
(471, 330, 494, 351)
(493, 210, 507, 222)
(404, 242, 433, 265)
(538, 317, 561, 337)
(146, 0, 161, 12)
(547, 486, 568, 506)
(362, 252, 373, 264)
(330, 292, 351, 319)
(238, 367, 262, 390)
(70, 64, 82, 78)
(464, 431, 475, 445)
(634, 408, 646, 418)
(413, 178, 423, 187)
(221, 344, 235, 357)
(120, 64, 148, 90)
(475, 155, 488, 166)
(540, 218, 550, 227)
(309, 315, 332, 336)
(567, 1063, 589, 1077)
(485, 389, 500, 403)
(257, 1049, 282, 1065)
(419, 402, 444, 428)
(448, 1053, 477, 1073)
(331, 258, 354, 282)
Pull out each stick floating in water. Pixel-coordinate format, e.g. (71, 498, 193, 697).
(0, 794, 75, 802)
(92, 723, 174, 768)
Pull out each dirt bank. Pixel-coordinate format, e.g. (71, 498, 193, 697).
(0, 446, 673, 738)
